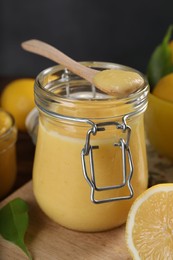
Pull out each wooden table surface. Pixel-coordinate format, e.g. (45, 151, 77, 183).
(0, 182, 131, 260)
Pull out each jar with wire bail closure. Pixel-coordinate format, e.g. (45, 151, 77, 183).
(33, 61, 149, 232)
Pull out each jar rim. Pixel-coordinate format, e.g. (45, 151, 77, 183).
(34, 62, 149, 120)
(35, 61, 149, 102)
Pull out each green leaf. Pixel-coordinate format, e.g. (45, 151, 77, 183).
(0, 198, 32, 259)
(147, 25, 173, 90)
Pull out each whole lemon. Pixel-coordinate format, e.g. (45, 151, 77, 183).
(1, 78, 35, 131)
(152, 73, 173, 102)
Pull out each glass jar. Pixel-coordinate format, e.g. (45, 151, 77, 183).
(0, 109, 17, 198)
(33, 62, 149, 232)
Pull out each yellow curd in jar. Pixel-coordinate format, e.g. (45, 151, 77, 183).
(33, 63, 149, 232)
(0, 109, 17, 198)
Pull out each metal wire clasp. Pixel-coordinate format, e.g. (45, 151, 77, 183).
(81, 117, 134, 204)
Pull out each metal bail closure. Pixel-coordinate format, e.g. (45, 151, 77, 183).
(81, 119, 134, 204)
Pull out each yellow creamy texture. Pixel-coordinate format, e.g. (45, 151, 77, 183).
(93, 69, 144, 97)
(33, 112, 148, 232)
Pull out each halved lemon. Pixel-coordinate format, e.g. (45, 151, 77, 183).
(125, 183, 173, 259)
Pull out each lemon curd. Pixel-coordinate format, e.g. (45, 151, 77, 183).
(93, 69, 144, 97)
(33, 62, 149, 232)
(0, 109, 17, 198)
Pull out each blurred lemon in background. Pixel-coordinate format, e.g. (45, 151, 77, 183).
(145, 73, 173, 159)
(146, 73, 173, 159)
(145, 93, 173, 159)
(152, 73, 173, 102)
(145, 26, 173, 159)
(1, 78, 35, 131)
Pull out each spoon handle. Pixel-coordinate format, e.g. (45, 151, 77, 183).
(21, 39, 98, 83)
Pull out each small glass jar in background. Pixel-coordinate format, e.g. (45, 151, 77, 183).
(0, 109, 17, 199)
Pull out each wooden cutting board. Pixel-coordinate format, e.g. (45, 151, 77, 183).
(0, 181, 131, 260)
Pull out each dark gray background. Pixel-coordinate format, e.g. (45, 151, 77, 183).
(1, 0, 173, 77)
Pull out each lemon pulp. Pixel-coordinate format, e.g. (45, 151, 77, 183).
(126, 184, 173, 259)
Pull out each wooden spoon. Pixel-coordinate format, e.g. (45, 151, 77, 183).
(21, 39, 144, 97)
(21, 39, 98, 84)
